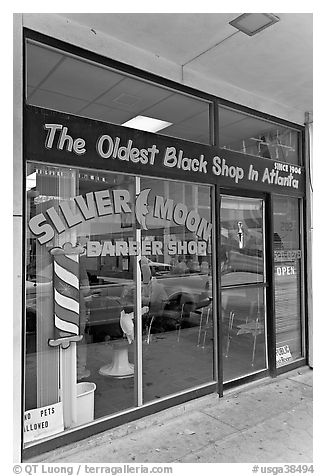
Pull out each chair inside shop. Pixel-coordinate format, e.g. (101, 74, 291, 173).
(145, 294, 195, 344)
(223, 296, 263, 365)
(196, 302, 213, 349)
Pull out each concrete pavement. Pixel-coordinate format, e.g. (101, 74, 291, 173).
(27, 366, 313, 463)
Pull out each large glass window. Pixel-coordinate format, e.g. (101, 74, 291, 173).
(220, 195, 267, 382)
(273, 196, 303, 367)
(138, 178, 214, 402)
(25, 165, 138, 444)
(25, 164, 214, 445)
(219, 106, 300, 164)
(25, 40, 211, 145)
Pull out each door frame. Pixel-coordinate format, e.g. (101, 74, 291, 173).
(218, 188, 275, 393)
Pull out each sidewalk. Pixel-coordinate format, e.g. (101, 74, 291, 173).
(27, 366, 313, 463)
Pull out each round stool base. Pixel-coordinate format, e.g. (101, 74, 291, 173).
(99, 342, 134, 378)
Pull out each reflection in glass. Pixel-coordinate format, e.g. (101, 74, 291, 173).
(139, 179, 214, 402)
(25, 164, 137, 444)
(219, 106, 299, 164)
(273, 197, 303, 366)
(26, 40, 211, 145)
(220, 195, 267, 382)
(221, 196, 264, 286)
(222, 287, 267, 381)
(24, 164, 215, 445)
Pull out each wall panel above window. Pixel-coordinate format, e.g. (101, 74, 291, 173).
(25, 40, 212, 145)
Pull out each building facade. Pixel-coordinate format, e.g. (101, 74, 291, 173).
(13, 13, 313, 461)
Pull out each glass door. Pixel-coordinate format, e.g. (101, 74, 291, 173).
(220, 195, 268, 382)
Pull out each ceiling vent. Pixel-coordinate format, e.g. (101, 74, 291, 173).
(229, 13, 280, 36)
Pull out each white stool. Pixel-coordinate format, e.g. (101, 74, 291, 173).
(99, 340, 134, 378)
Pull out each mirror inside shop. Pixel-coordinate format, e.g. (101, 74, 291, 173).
(25, 163, 216, 440)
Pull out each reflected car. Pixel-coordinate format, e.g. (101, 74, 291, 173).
(25, 264, 211, 345)
(86, 265, 210, 341)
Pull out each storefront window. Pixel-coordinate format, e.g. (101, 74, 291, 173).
(138, 178, 214, 402)
(26, 40, 211, 145)
(273, 197, 303, 367)
(25, 163, 214, 445)
(220, 195, 267, 381)
(25, 164, 138, 443)
(219, 106, 300, 164)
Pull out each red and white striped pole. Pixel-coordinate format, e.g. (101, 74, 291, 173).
(49, 242, 83, 348)
(49, 242, 83, 428)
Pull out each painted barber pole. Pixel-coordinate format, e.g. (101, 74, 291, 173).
(49, 242, 83, 428)
(49, 242, 83, 348)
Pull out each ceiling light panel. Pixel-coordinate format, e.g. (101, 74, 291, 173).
(122, 116, 172, 133)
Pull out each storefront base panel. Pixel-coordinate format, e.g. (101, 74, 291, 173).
(23, 360, 309, 460)
(276, 358, 308, 376)
(222, 369, 270, 394)
(23, 359, 308, 460)
(23, 382, 218, 460)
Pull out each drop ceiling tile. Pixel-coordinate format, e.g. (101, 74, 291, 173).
(219, 108, 278, 144)
(26, 42, 63, 88)
(26, 86, 35, 99)
(41, 56, 124, 101)
(163, 111, 210, 144)
(219, 107, 247, 127)
(161, 128, 209, 144)
(144, 94, 209, 123)
(28, 89, 88, 114)
(219, 123, 278, 147)
(97, 77, 172, 112)
(174, 110, 210, 133)
(113, 93, 141, 107)
(79, 103, 133, 124)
